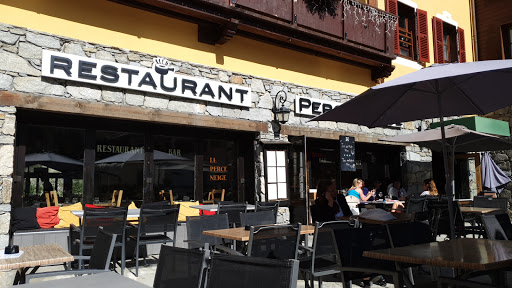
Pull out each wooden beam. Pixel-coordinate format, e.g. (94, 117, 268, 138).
(281, 124, 408, 146)
(0, 91, 268, 133)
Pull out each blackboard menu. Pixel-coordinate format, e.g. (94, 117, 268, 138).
(339, 136, 355, 171)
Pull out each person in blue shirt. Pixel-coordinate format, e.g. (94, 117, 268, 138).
(347, 178, 375, 201)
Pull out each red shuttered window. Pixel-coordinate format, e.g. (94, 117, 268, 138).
(386, 0, 400, 55)
(433, 17, 444, 63)
(417, 9, 429, 63)
(458, 27, 466, 63)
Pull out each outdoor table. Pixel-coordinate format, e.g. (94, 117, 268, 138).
(202, 224, 315, 242)
(363, 238, 512, 287)
(20, 271, 150, 288)
(459, 207, 505, 214)
(71, 208, 141, 219)
(0, 243, 74, 285)
(189, 204, 256, 212)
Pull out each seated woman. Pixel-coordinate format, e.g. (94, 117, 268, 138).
(313, 179, 352, 222)
(420, 179, 438, 196)
(346, 178, 375, 202)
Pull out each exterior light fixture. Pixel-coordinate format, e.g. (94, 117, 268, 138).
(272, 90, 290, 138)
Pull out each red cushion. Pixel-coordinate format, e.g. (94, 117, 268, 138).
(84, 204, 105, 209)
(36, 206, 60, 228)
(199, 203, 215, 216)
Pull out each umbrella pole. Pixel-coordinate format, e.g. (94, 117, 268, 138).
(438, 89, 456, 240)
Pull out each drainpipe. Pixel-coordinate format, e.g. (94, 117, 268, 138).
(470, 0, 479, 61)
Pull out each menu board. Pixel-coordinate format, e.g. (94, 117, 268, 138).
(339, 136, 355, 171)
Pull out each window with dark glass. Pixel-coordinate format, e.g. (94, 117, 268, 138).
(95, 131, 144, 205)
(23, 125, 85, 207)
(203, 140, 236, 202)
(153, 135, 195, 202)
(501, 23, 512, 59)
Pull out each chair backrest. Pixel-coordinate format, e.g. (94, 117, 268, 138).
(82, 206, 128, 242)
(217, 203, 247, 226)
(495, 213, 512, 240)
(186, 214, 229, 249)
(139, 203, 179, 235)
(111, 190, 123, 207)
(255, 201, 279, 221)
(45, 190, 59, 207)
(207, 253, 299, 288)
(88, 227, 117, 270)
(208, 189, 225, 201)
(430, 199, 465, 238)
(481, 214, 509, 240)
(240, 210, 276, 227)
(153, 245, 210, 288)
(247, 224, 301, 260)
(310, 221, 351, 273)
(387, 222, 434, 247)
(159, 190, 174, 204)
(406, 198, 427, 213)
(473, 197, 508, 210)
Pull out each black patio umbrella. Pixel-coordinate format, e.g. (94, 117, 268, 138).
(312, 59, 512, 239)
(25, 152, 83, 172)
(380, 124, 512, 197)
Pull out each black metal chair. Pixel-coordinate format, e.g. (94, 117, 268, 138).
(206, 253, 299, 288)
(466, 197, 509, 238)
(430, 199, 467, 239)
(153, 244, 210, 288)
(334, 226, 400, 288)
(70, 206, 128, 274)
(185, 214, 230, 250)
(247, 224, 302, 260)
(217, 202, 247, 227)
(481, 214, 508, 240)
(299, 220, 352, 288)
(495, 213, 512, 240)
(27, 227, 117, 282)
(129, 202, 180, 276)
(474, 196, 509, 210)
(240, 210, 276, 227)
(255, 201, 280, 222)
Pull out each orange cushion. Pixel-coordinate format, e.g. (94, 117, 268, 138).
(36, 206, 60, 228)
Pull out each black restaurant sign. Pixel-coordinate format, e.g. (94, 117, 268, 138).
(41, 50, 251, 108)
(339, 136, 355, 171)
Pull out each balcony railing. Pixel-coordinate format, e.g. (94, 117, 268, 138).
(110, 0, 398, 81)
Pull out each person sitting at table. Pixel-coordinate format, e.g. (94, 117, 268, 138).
(347, 178, 375, 202)
(420, 178, 438, 196)
(362, 179, 375, 201)
(388, 179, 407, 200)
(313, 179, 352, 222)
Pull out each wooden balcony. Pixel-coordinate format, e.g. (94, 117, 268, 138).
(109, 0, 397, 81)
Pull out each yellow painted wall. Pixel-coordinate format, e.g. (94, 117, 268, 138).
(0, 0, 474, 92)
(0, 0, 374, 95)
(376, 0, 474, 80)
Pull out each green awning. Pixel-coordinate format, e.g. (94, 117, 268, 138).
(429, 116, 510, 137)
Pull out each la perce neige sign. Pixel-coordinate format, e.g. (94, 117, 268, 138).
(41, 50, 251, 108)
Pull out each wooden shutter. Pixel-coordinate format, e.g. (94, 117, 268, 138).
(433, 16, 444, 63)
(386, 0, 399, 54)
(458, 27, 466, 63)
(417, 9, 429, 63)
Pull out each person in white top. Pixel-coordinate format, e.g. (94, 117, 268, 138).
(420, 179, 438, 197)
(388, 180, 407, 200)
